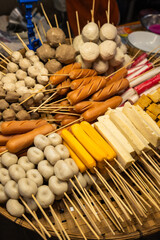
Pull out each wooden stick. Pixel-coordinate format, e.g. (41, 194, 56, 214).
(63, 199, 87, 240)
(94, 167, 133, 218)
(108, 0, 110, 23)
(76, 11, 80, 35)
(47, 97, 67, 105)
(0, 42, 12, 54)
(129, 67, 155, 83)
(148, 48, 160, 62)
(0, 64, 7, 70)
(19, 197, 51, 238)
(114, 158, 160, 209)
(54, 14, 59, 28)
(0, 150, 8, 156)
(0, 71, 5, 76)
(148, 44, 160, 56)
(22, 214, 46, 240)
(86, 170, 124, 224)
(66, 21, 72, 45)
(89, 189, 121, 231)
(0, 53, 10, 62)
(145, 153, 160, 174)
(0, 42, 13, 53)
(33, 211, 47, 240)
(64, 192, 100, 239)
(16, 33, 29, 51)
(19, 83, 51, 105)
(33, 91, 58, 112)
(40, 3, 52, 28)
(72, 189, 102, 236)
(34, 22, 43, 45)
(69, 178, 100, 221)
(108, 169, 143, 225)
(92, 0, 95, 22)
(49, 205, 70, 240)
(97, 20, 100, 28)
(104, 160, 151, 209)
(0, 57, 8, 65)
(32, 194, 62, 240)
(130, 49, 141, 62)
(39, 20, 47, 38)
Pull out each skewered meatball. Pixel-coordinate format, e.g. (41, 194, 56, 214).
(55, 44, 76, 64)
(45, 59, 62, 74)
(36, 44, 55, 62)
(46, 27, 66, 47)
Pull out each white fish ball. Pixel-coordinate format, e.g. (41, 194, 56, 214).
(100, 23, 117, 41)
(0, 184, 8, 203)
(24, 197, 38, 213)
(49, 175, 68, 195)
(19, 58, 31, 71)
(7, 62, 19, 73)
(11, 51, 23, 63)
(36, 185, 55, 208)
(55, 144, 70, 159)
(15, 80, 25, 89)
(18, 156, 35, 172)
(80, 42, 99, 62)
(64, 158, 79, 176)
(0, 168, 11, 185)
(6, 199, 25, 217)
(3, 82, 16, 92)
(4, 180, 19, 199)
(1, 152, 18, 168)
(24, 76, 36, 88)
(9, 164, 26, 182)
(29, 55, 39, 65)
(38, 160, 54, 180)
(18, 178, 37, 198)
(54, 160, 74, 181)
(5, 73, 17, 82)
(34, 134, 51, 150)
(110, 47, 125, 67)
(16, 69, 27, 80)
(25, 50, 35, 59)
(120, 43, 127, 54)
(93, 58, 109, 74)
(27, 147, 44, 164)
(99, 40, 116, 60)
(34, 61, 44, 70)
(44, 145, 61, 165)
(73, 35, 84, 54)
(26, 169, 43, 187)
(37, 75, 49, 85)
(82, 22, 99, 43)
(28, 66, 39, 78)
(75, 55, 92, 69)
(48, 133, 62, 146)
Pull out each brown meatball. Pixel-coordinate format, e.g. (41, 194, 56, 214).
(45, 59, 62, 74)
(10, 103, 23, 113)
(0, 99, 9, 111)
(16, 110, 31, 120)
(0, 88, 6, 99)
(30, 112, 40, 119)
(55, 44, 76, 64)
(46, 27, 66, 47)
(36, 44, 55, 62)
(5, 91, 20, 103)
(3, 109, 16, 121)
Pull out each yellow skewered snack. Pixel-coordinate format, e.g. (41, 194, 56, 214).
(61, 129, 96, 169)
(63, 141, 87, 173)
(80, 121, 116, 161)
(71, 123, 107, 162)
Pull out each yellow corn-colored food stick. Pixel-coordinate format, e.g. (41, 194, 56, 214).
(61, 129, 96, 169)
(63, 141, 86, 173)
(71, 123, 107, 162)
(80, 121, 116, 161)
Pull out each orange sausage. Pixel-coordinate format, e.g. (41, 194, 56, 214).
(57, 79, 71, 96)
(82, 96, 122, 122)
(49, 63, 81, 85)
(74, 101, 99, 113)
(67, 77, 107, 105)
(61, 116, 79, 126)
(1, 119, 47, 135)
(69, 69, 97, 80)
(91, 78, 129, 101)
(6, 124, 55, 153)
(70, 76, 97, 90)
(0, 146, 7, 153)
(107, 67, 128, 85)
(0, 134, 16, 146)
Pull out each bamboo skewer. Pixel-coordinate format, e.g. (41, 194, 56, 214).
(76, 11, 81, 35)
(33, 211, 47, 240)
(107, 169, 143, 226)
(54, 14, 59, 28)
(97, 20, 100, 28)
(40, 3, 52, 28)
(34, 22, 44, 45)
(108, 0, 110, 23)
(19, 196, 51, 238)
(0, 42, 12, 55)
(66, 21, 72, 45)
(63, 199, 87, 240)
(40, 20, 47, 38)
(64, 192, 100, 239)
(92, 0, 95, 22)
(0, 57, 9, 65)
(0, 71, 6, 75)
(143, 152, 160, 174)
(69, 178, 100, 221)
(49, 205, 71, 240)
(113, 158, 160, 210)
(0, 64, 7, 70)
(32, 195, 63, 240)
(0, 42, 13, 53)
(72, 189, 102, 236)
(16, 33, 29, 51)
(148, 47, 160, 62)
(22, 214, 46, 240)
(0, 53, 10, 62)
